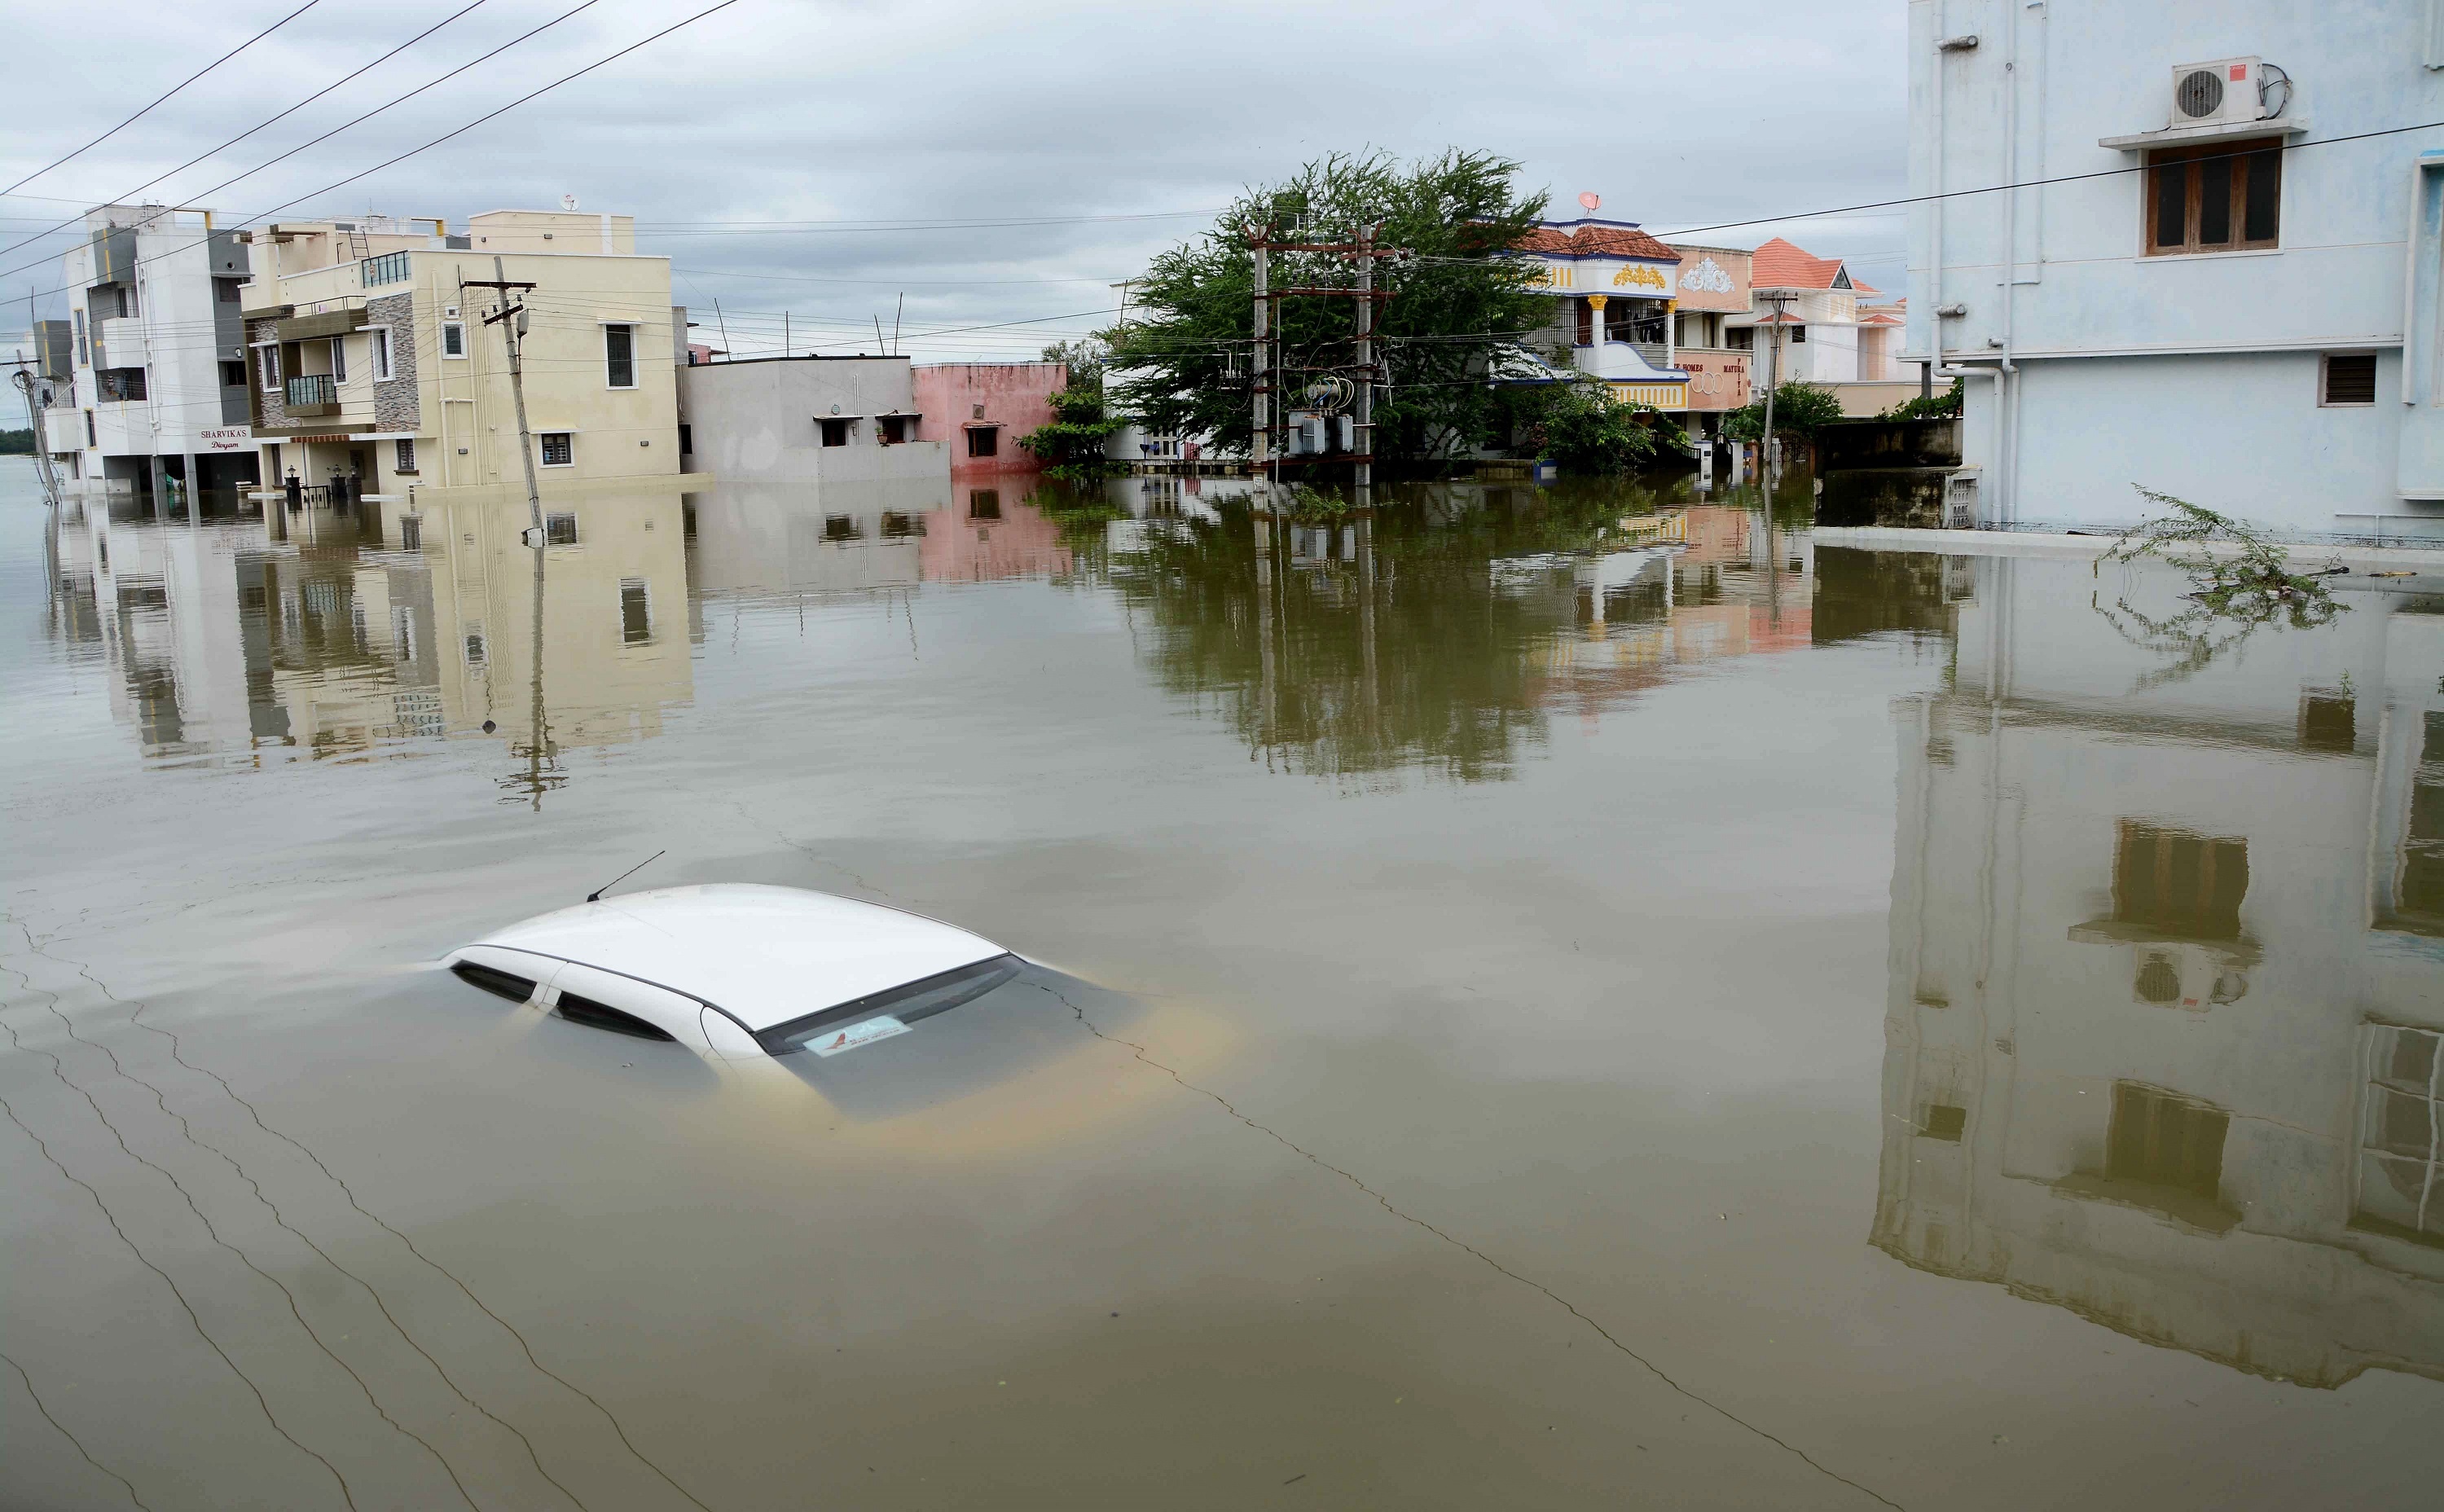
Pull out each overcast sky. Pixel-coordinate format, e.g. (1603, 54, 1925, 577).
(2, 0, 1907, 363)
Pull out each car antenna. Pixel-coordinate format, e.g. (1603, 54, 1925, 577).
(587, 850, 666, 903)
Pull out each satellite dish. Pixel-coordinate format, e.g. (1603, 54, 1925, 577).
(1578, 191, 1601, 212)
(561, 193, 580, 212)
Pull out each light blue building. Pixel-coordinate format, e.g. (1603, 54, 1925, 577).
(1906, 1, 2444, 538)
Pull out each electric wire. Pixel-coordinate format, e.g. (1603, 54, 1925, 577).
(2, 2, 323, 196)
(0, 1, 496, 262)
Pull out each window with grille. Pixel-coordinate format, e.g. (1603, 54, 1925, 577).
(261, 345, 280, 391)
(2146, 138, 2281, 255)
(540, 432, 573, 467)
(442, 321, 466, 358)
(221, 360, 246, 388)
(394, 438, 417, 474)
(2113, 821, 2248, 940)
(2354, 1023, 2443, 1247)
(2393, 712, 2444, 934)
(546, 512, 578, 545)
(604, 323, 635, 389)
(2322, 354, 2377, 407)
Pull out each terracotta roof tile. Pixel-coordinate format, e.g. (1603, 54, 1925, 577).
(1752, 236, 1851, 290)
(1514, 221, 1681, 262)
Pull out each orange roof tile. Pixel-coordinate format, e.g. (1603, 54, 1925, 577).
(1514, 221, 1681, 262)
(1751, 236, 1855, 290)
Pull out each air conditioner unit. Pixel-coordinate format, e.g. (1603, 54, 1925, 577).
(2169, 58, 2266, 127)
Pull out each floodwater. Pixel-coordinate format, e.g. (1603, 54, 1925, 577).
(4, 455, 2442, 1510)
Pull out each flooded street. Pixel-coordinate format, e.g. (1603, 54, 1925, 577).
(5, 455, 2442, 1510)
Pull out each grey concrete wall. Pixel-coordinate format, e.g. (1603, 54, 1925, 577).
(679, 357, 947, 485)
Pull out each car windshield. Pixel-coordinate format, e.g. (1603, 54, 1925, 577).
(754, 952, 1022, 1057)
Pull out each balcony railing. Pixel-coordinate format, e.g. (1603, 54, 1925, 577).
(285, 373, 339, 415)
(360, 251, 411, 288)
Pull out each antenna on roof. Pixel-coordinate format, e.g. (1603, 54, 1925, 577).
(562, 193, 580, 212)
(587, 849, 665, 903)
(1578, 191, 1601, 213)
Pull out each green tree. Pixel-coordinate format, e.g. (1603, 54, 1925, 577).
(1105, 149, 1554, 469)
(0, 428, 33, 456)
(1520, 380, 1690, 475)
(1019, 347, 1123, 481)
(1722, 380, 1844, 442)
(1878, 377, 1963, 420)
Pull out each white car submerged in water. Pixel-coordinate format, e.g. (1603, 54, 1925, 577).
(445, 884, 1022, 1061)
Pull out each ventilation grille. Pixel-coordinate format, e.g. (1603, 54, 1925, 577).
(2175, 69, 2225, 119)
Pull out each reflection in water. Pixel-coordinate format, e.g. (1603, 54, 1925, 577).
(53, 472, 1833, 793)
(1067, 477, 1816, 783)
(1872, 548, 2444, 1387)
(46, 489, 693, 776)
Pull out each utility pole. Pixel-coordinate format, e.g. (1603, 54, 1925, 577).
(1354, 220, 1374, 498)
(1246, 221, 1400, 492)
(466, 257, 543, 543)
(1251, 231, 1269, 482)
(1757, 289, 1793, 484)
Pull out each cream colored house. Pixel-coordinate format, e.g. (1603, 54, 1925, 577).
(239, 209, 685, 501)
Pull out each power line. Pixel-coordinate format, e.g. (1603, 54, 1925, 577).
(3, 2, 323, 196)
(0, 1, 495, 262)
(2, 0, 736, 296)
(1654, 115, 2444, 240)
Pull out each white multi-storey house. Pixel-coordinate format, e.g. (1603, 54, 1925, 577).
(1906, 1, 2444, 537)
(51, 204, 257, 498)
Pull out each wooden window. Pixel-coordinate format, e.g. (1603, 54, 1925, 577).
(2107, 1083, 2228, 1200)
(1574, 298, 1594, 346)
(393, 438, 417, 474)
(965, 425, 998, 458)
(2145, 138, 2281, 256)
(969, 489, 1001, 520)
(2112, 821, 2248, 940)
(820, 418, 851, 446)
(2322, 353, 2377, 407)
(881, 414, 916, 443)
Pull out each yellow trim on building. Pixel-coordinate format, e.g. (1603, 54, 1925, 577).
(1609, 381, 1688, 411)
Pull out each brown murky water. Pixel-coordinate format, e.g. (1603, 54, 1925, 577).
(5, 457, 2442, 1510)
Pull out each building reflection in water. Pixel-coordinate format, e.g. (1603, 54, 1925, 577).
(1091, 477, 1815, 783)
(1871, 547, 2444, 1387)
(46, 485, 694, 770)
(685, 476, 1075, 603)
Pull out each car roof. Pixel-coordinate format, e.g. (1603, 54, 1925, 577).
(468, 883, 1006, 1031)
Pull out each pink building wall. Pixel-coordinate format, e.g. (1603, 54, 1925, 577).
(912, 362, 1066, 478)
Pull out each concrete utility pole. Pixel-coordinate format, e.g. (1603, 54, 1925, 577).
(1758, 290, 1794, 481)
(1251, 232, 1270, 481)
(1246, 221, 1399, 491)
(468, 257, 543, 542)
(1354, 220, 1374, 497)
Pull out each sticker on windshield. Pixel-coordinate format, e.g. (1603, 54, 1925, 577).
(808, 1015, 912, 1057)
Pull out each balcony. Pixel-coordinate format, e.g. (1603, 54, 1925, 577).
(284, 373, 340, 416)
(360, 251, 411, 288)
